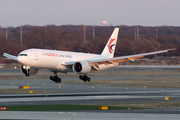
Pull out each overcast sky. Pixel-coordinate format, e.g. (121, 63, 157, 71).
(0, 0, 180, 27)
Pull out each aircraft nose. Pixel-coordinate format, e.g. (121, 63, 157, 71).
(17, 56, 22, 63)
(17, 56, 26, 64)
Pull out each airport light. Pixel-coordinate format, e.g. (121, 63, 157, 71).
(134, 28, 136, 39)
(156, 29, 158, 40)
(92, 26, 95, 40)
(45, 25, 47, 46)
(0, 107, 6, 110)
(4, 25, 8, 40)
(165, 97, 169, 100)
(147, 28, 150, 37)
(137, 26, 139, 39)
(97, 106, 109, 110)
(83, 26, 86, 43)
(20, 26, 22, 50)
(19, 86, 29, 89)
(29, 90, 33, 93)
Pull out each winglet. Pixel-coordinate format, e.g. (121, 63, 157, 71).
(168, 48, 176, 51)
(101, 28, 119, 58)
(3, 53, 18, 61)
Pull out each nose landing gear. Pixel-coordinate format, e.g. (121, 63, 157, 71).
(79, 75, 91, 82)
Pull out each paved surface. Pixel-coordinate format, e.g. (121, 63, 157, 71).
(1, 68, 180, 119)
(0, 111, 180, 120)
(0, 90, 180, 106)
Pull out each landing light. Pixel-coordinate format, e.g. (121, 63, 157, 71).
(61, 62, 65, 65)
(23, 65, 30, 69)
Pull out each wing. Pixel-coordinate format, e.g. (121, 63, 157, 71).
(3, 53, 18, 61)
(117, 65, 180, 68)
(64, 48, 175, 69)
(88, 49, 175, 66)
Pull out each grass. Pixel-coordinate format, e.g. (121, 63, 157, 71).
(5, 104, 143, 111)
(1, 68, 180, 88)
(63, 68, 180, 88)
(0, 89, 66, 94)
(64, 77, 180, 88)
(90, 101, 180, 108)
(1, 67, 180, 80)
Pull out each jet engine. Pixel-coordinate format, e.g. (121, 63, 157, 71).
(20, 65, 39, 76)
(72, 61, 91, 74)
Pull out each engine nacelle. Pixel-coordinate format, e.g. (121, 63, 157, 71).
(20, 65, 39, 76)
(72, 61, 91, 74)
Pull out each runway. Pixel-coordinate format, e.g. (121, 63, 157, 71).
(0, 68, 180, 119)
(1, 111, 179, 120)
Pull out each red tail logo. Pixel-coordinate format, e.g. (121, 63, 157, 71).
(107, 39, 115, 53)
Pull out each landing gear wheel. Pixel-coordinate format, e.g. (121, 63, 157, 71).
(55, 78, 61, 83)
(50, 74, 62, 83)
(50, 76, 54, 80)
(79, 75, 82, 79)
(79, 75, 91, 82)
(87, 78, 91, 82)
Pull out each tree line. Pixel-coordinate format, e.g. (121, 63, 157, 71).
(0, 25, 179, 57)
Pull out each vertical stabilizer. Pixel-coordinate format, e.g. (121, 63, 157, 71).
(101, 28, 119, 58)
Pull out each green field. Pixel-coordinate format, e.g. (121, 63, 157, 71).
(5, 104, 143, 111)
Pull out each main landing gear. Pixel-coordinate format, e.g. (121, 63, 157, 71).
(79, 75, 91, 82)
(50, 72, 61, 83)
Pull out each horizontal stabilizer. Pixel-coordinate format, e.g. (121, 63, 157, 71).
(3, 53, 17, 61)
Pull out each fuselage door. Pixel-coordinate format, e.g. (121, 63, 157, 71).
(34, 53, 38, 60)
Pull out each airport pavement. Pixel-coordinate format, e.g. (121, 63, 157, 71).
(0, 111, 180, 120)
(1, 74, 180, 107)
(0, 90, 180, 106)
(1, 68, 180, 119)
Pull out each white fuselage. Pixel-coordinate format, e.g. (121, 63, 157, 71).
(17, 49, 116, 73)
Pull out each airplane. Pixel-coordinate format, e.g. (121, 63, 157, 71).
(3, 28, 175, 83)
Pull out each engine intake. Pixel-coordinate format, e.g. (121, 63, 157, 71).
(20, 65, 39, 76)
(72, 62, 91, 74)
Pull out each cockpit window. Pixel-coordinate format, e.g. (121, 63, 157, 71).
(19, 54, 28, 56)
